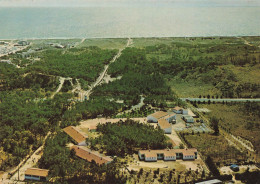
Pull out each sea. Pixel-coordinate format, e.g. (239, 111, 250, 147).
(0, 1, 260, 39)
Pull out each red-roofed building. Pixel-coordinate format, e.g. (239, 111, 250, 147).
(63, 126, 88, 146)
(25, 168, 49, 181)
(71, 146, 113, 165)
(147, 111, 168, 123)
(173, 106, 183, 114)
(158, 119, 172, 134)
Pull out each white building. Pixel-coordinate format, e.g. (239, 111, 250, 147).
(181, 109, 189, 115)
(182, 115, 194, 123)
(25, 168, 49, 182)
(173, 106, 182, 114)
(158, 119, 172, 134)
(147, 111, 168, 123)
(164, 113, 176, 123)
(138, 148, 198, 162)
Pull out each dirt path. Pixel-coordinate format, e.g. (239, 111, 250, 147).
(51, 76, 72, 98)
(230, 134, 254, 152)
(78, 38, 133, 101)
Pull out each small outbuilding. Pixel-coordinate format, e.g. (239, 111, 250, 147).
(173, 106, 182, 114)
(230, 164, 239, 172)
(164, 113, 176, 123)
(182, 115, 194, 123)
(181, 109, 189, 115)
(25, 168, 49, 181)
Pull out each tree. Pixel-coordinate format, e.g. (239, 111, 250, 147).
(179, 143, 184, 149)
(210, 116, 219, 136)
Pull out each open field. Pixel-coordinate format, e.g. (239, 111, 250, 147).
(167, 79, 218, 98)
(197, 103, 260, 161)
(183, 133, 247, 166)
(79, 38, 127, 49)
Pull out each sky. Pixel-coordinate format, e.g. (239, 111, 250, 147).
(0, 0, 259, 7)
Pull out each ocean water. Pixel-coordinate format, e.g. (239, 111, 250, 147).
(0, 3, 259, 39)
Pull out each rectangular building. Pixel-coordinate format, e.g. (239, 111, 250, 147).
(173, 106, 182, 114)
(71, 145, 113, 165)
(138, 148, 197, 162)
(158, 119, 172, 134)
(182, 115, 194, 123)
(147, 111, 168, 123)
(63, 126, 88, 146)
(25, 168, 49, 181)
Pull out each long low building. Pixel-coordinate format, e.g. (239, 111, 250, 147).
(63, 126, 88, 146)
(72, 145, 113, 165)
(138, 148, 198, 162)
(147, 111, 168, 123)
(25, 168, 49, 181)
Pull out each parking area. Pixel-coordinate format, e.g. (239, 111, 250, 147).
(173, 114, 211, 133)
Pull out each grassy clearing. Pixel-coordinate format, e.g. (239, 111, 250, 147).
(198, 103, 260, 155)
(167, 79, 218, 98)
(184, 133, 246, 166)
(79, 38, 127, 49)
(133, 37, 176, 48)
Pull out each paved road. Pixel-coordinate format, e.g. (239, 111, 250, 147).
(181, 98, 260, 102)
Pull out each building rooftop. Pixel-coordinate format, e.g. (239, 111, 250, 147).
(149, 111, 168, 119)
(195, 179, 222, 184)
(158, 119, 171, 129)
(139, 148, 197, 157)
(173, 106, 182, 111)
(25, 168, 49, 177)
(188, 108, 196, 117)
(71, 146, 113, 165)
(164, 112, 176, 119)
(63, 126, 87, 144)
(183, 115, 194, 120)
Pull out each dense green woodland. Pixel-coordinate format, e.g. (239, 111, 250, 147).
(39, 132, 126, 184)
(93, 47, 183, 108)
(0, 91, 72, 170)
(27, 47, 116, 82)
(89, 120, 171, 156)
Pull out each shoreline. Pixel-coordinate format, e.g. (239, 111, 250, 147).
(1, 35, 260, 41)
